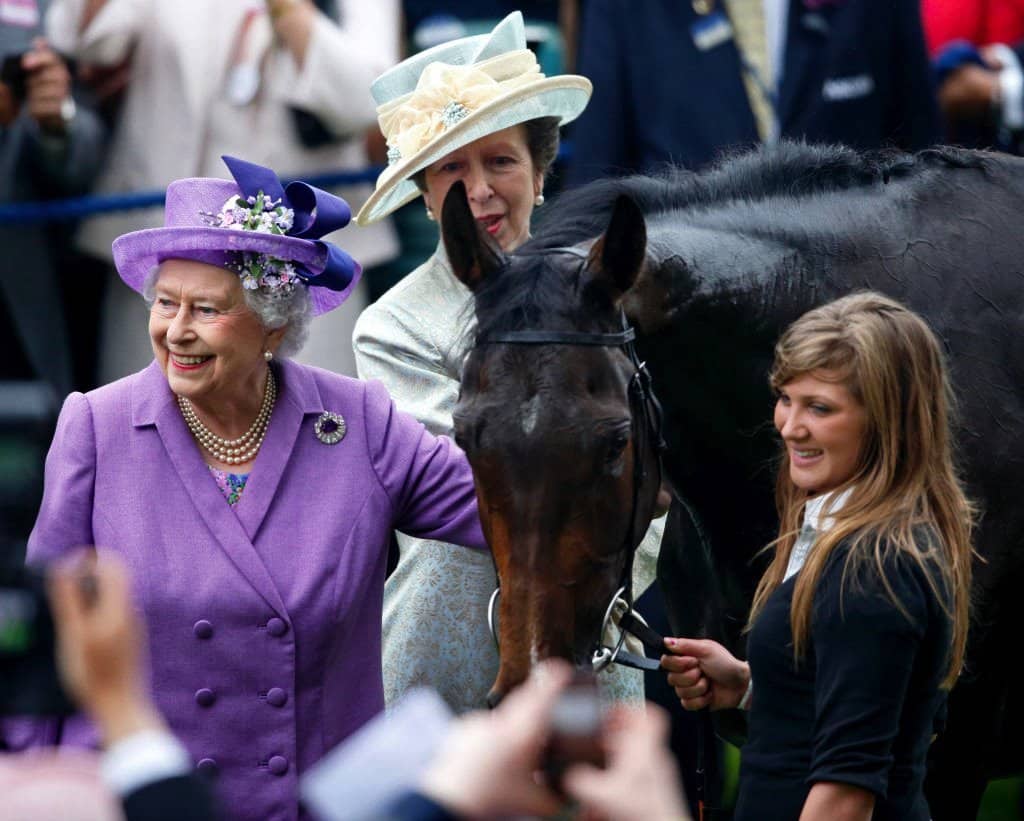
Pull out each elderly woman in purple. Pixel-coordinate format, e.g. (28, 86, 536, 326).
(23, 157, 485, 821)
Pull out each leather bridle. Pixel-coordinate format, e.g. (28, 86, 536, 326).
(475, 247, 668, 673)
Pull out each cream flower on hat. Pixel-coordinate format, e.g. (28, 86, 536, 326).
(381, 54, 542, 164)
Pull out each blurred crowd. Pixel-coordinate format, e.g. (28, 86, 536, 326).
(3, 0, 1019, 402)
(0, 0, 1014, 400)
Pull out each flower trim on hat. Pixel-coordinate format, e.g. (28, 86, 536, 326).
(378, 50, 541, 166)
(202, 192, 301, 294)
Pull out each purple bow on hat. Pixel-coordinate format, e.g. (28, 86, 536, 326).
(222, 155, 358, 293)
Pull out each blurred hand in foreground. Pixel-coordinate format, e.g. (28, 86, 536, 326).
(49, 554, 165, 746)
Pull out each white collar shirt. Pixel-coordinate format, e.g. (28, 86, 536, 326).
(784, 486, 854, 581)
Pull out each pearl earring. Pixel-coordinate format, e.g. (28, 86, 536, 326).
(534, 194, 545, 207)
(425, 206, 436, 221)
(264, 350, 273, 362)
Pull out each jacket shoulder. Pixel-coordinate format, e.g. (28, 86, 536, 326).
(76, 368, 149, 421)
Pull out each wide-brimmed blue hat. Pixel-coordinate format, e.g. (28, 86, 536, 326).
(112, 157, 362, 316)
(355, 11, 592, 225)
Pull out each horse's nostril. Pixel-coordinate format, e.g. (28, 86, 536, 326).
(486, 688, 505, 709)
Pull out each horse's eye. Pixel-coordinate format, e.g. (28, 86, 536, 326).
(452, 416, 469, 451)
(452, 415, 485, 453)
(605, 431, 629, 463)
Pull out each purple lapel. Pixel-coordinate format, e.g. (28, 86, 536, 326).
(130, 361, 291, 618)
(234, 359, 323, 540)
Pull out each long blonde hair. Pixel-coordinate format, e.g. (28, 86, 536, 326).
(748, 292, 974, 687)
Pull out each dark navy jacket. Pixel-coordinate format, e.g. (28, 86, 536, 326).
(567, 0, 941, 184)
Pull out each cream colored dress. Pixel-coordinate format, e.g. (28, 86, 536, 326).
(353, 245, 663, 713)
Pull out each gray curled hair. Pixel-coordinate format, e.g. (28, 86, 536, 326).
(142, 263, 312, 358)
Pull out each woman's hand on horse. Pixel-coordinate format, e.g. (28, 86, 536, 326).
(661, 637, 750, 711)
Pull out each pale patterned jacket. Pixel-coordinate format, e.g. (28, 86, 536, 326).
(353, 246, 664, 712)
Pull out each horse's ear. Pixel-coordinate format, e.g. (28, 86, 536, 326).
(441, 181, 505, 291)
(587, 194, 647, 300)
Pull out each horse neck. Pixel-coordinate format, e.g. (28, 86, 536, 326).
(644, 217, 798, 301)
(642, 183, 913, 311)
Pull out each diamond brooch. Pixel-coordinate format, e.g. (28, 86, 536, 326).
(386, 145, 402, 165)
(440, 100, 469, 129)
(314, 411, 347, 445)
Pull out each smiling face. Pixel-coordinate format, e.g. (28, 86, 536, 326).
(149, 259, 282, 412)
(774, 370, 868, 495)
(422, 124, 543, 252)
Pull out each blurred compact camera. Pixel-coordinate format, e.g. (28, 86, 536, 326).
(542, 668, 607, 790)
(0, 52, 29, 102)
(0, 563, 75, 716)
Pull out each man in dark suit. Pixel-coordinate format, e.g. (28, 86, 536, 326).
(566, 0, 940, 184)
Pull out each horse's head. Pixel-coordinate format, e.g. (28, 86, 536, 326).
(444, 182, 665, 704)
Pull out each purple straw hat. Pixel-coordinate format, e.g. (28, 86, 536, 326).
(112, 156, 362, 316)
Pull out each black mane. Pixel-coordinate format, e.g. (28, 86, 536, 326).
(468, 142, 988, 347)
(526, 141, 987, 251)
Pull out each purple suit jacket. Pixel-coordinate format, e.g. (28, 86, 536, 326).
(26, 359, 485, 821)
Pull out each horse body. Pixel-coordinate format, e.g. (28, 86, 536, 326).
(447, 143, 1024, 818)
(631, 154, 1024, 621)
(633, 154, 1024, 816)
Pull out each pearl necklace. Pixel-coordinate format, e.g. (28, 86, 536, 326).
(177, 370, 276, 465)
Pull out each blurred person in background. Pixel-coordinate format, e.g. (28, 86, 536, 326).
(44, 0, 400, 386)
(0, 27, 103, 400)
(923, 0, 1024, 155)
(353, 12, 665, 715)
(0, 1, 105, 543)
(12, 157, 486, 821)
(566, 0, 940, 186)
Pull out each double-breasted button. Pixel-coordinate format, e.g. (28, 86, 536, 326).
(266, 687, 288, 708)
(266, 617, 288, 637)
(195, 688, 216, 708)
(197, 758, 218, 775)
(268, 755, 289, 776)
(193, 620, 214, 640)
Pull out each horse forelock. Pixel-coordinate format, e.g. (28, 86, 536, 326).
(470, 251, 597, 346)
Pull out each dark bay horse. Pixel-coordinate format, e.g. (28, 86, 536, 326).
(444, 142, 1024, 820)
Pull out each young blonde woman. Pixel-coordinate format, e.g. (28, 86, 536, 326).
(663, 292, 973, 820)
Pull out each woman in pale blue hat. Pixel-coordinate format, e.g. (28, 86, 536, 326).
(352, 11, 665, 712)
